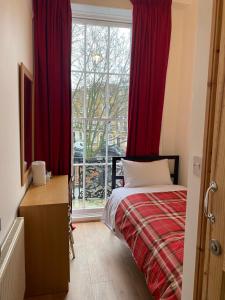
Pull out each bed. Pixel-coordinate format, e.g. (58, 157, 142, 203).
(102, 156, 187, 300)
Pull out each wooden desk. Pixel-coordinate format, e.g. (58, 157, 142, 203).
(19, 176, 70, 297)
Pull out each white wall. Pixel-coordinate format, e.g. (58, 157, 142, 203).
(161, 2, 198, 186)
(182, 0, 213, 298)
(0, 0, 33, 244)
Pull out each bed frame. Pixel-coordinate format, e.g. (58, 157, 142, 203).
(112, 155, 179, 190)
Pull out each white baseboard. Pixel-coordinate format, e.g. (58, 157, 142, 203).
(72, 208, 103, 223)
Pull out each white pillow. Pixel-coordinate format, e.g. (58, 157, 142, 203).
(122, 159, 173, 188)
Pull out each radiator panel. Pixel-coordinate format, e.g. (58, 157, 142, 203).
(0, 218, 25, 300)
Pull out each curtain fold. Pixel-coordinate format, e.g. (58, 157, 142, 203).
(126, 0, 172, 156)
(33, 0, 72, 176)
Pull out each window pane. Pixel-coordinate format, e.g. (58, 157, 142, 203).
(109, 27, 131, 74)
(86, 120, 106, 163)
(73, 165, 84, 209)
(72, 23, 85, 71)
(109, 75, 129, 119)
(72, 72, 84, 118)
(85, 164, 107, 207)
(73, 120, 84, 164)
(107, 164, 113, 197)
(107, 120, 127, 159)
(107, 163, 124, 197)
(116, 161, 124, 176)
(86, 25, 108, 73)
(86, 73, 107, 118)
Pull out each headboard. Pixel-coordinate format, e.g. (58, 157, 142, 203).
(112, 155, 179, 190)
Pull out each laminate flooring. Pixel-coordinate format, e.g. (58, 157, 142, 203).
(26, 222, 152, 300)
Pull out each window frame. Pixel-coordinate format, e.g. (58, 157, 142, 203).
(71, 5, 132, 219)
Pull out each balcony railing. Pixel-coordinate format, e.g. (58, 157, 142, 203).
(72, 162, 123, 209)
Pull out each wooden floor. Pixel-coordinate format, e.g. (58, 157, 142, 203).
(26, 222, 152, 300)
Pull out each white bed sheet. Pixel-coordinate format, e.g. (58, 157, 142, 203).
(102, 185, 187, 233)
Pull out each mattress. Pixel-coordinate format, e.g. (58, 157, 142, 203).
(102, 185, 187, 234)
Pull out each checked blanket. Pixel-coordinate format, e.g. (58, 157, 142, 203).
(115, 190, 187, 300)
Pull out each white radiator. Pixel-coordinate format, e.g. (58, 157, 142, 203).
(0, 218, 25, 300)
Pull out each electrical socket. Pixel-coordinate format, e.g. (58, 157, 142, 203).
(193, 156, 202, 177)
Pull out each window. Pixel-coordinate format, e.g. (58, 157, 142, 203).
(72, 17, 131, 211)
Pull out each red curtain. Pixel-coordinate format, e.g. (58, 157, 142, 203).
(33, 0, 72, 175)
(126, 0, 172, 156)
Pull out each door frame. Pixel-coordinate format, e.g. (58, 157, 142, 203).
(193, 0, 224, 298)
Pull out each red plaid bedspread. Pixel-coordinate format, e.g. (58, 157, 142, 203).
(115, 190, 187, 300)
